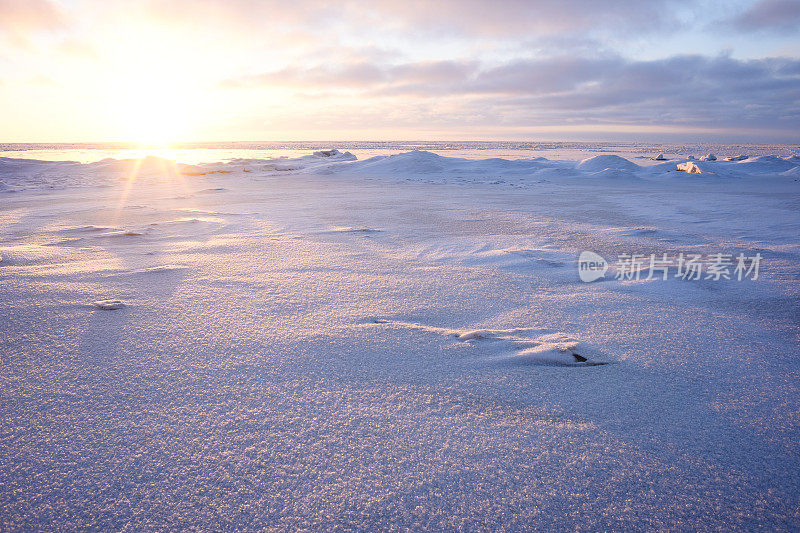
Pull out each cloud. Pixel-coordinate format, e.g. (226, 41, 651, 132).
(0, 0, 64, 41)
(426, 0, 694, 34)
(1, 0, 799, 140)
(728, 0, 800, 32)
(331, 0, 693, 36)
(138, 0, 693, 38)
(224, 60, 479, 93)
(224, 54, 800, 133)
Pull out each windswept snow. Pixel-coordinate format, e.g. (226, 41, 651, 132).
(4, 150, 800, 192)
(1, 147, 799, 530)
(369, 318, 611, 366)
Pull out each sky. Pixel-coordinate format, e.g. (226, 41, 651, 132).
(0, 0, 798, 143)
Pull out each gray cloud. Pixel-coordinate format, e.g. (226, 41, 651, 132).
(225, 54, 800, 133)
(729, 0, 800, 32)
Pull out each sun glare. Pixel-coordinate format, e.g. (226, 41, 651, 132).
(102, 32, 203, 145)
(111, 77, 195, 145)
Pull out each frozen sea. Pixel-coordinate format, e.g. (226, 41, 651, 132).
(2, 140, 799, 165)
(1, 142, 799, 530)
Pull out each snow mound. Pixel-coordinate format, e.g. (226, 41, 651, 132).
(577, 155, 639, 172)
(313, 149, 343, 157)
(313, 149, 356, 161)
(735, 155, 798, 174)
(650, 154, 668, 161)
(370, 319, 610, 366)
(92, 299, 125, 310)
(701, 153, 717, 161)
(88, 156, 197, 176)
(677, 162, 703, 174)
(189, 151, 357, 176)
(781, 166, 800, 177)
(338, 150, 559, 179)
(353, 150, 452, 174)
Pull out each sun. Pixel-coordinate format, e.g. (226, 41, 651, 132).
(101, 33, 204, 145)
(108, 70, 199, 146)
(118, 83, 193, 145)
